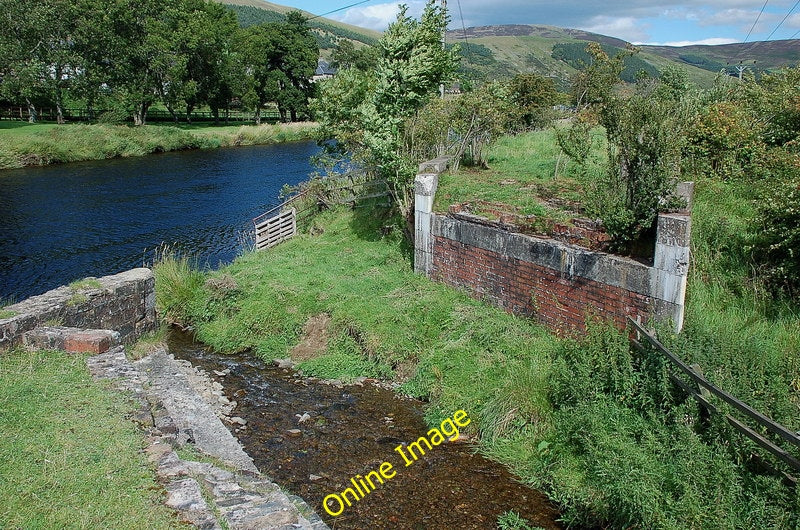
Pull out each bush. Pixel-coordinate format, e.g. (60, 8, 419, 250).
(542, 320, 797, 528)
(753, 177, 800, 296)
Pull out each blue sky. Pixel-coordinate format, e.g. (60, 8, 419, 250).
(271, 0, 800, 46)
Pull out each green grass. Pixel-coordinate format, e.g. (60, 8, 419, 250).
(0, 349, 183, 528)
(0, 121, 318, 170)
(152, 137, 800, 526)
(434, 127, 605, 219)
(155, 205, 559, 418)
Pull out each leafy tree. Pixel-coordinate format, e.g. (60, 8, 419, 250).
(508, 73, 558, 130)
(0, 0, 83, 123)
(564, 43, 688, 251)
(238, 13, 318, 123)
(315, 1, 458, 228)
(330, 39, 379, 72)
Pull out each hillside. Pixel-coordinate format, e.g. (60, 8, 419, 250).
(216, 1, 799, 89)
(218, 0, 380, 51)
(448, 25, 799, 88)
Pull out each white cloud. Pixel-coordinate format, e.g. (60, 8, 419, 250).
(642, 37, 739, 46)
(331, 1, 425, 32)
(582, 16, 651, 43)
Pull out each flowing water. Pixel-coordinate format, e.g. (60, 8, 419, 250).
(0, 141, 319, 301)
(168, 332, 562, 530)
(2, 143, 563, 528)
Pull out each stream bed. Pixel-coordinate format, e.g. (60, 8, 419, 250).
(168, 332, 562, 529)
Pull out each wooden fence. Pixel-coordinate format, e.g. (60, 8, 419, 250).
(629, 317, 800, 484)
(252, 176, 390, 252)
(254, 208, 297, 251)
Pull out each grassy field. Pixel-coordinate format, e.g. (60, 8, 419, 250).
(153, 129, 800, 527)
(156, 209, 798, 527)
(0, 349, 183, 528)
(434, 126, 606, 219)
(0, 121, 318, 170)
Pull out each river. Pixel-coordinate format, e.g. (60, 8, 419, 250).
(0, 141, 319, 301)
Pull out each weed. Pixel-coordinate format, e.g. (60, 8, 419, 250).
(497, 511, 542, 530)
(68, 278, 103, 291)
(128, 327, 168, 360)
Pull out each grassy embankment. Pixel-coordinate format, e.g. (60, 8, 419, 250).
(155, 129, 800, 528)
(0, 349, 183, 528)
(0, 121, 318, 170)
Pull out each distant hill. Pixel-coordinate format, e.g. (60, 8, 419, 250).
(217, 0, 380, 52)
(215, 2, 799, 89)
(447, 25, 800, 88)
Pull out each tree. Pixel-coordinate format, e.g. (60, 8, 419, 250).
(274, 12, 318, 122)
(0, 0, 83, 123)
(562, 43, 687, 251)
(319, 1, 458, 226)
(330, 39, 379, 72)
(238, 13, 318, 124)
(508, 73, 559, 130)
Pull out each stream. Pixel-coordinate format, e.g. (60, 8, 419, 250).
(167, 331, 562, 529)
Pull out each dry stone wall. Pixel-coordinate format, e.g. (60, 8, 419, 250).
(0, 268, 157, 351)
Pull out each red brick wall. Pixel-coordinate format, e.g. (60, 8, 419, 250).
(431, 236, 650, 334)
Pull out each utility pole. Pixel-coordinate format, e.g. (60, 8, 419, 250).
(440, 0, 447, 99)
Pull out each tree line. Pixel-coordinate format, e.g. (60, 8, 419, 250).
(0, 0, 319, 125)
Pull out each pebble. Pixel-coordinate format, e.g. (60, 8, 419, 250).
(287, 429, 302, 437)
(230, 417, 247, 426)
(297, 413, 311, 423)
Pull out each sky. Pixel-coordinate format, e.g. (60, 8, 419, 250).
(271, 0, 800, 46)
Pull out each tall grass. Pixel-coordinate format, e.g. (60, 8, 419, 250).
(152, 247, 207, 328)
(149, 131, 800, 527)
(0, 122, 318, 170)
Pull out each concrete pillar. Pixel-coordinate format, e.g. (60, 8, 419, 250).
(414, 157, 450, 275)
(651, 182, 694, 332)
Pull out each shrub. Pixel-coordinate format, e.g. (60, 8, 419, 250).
(753, 177, 800, 296)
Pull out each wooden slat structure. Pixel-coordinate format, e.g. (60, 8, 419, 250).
(255, 208, 297, 250)
(629, 317, 800, 483)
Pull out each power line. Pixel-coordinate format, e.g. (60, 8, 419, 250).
(763, 0, 800, 41)
(307, 0, 373, 21)
(743, 0, 769, 43)
(456, 0, 472, 65)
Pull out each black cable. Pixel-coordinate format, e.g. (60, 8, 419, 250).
(456, 0, 471, 65)
(743, 0, 769, 43)
(764, 0, 800, 41)
(307, 0, 374, 21)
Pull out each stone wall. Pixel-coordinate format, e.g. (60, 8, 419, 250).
(414, 159, 692, 334)
(0, 268, 157, 351)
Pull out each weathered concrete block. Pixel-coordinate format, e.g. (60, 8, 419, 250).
(23, 327, 120, 354)
(656, 213, 692, 247)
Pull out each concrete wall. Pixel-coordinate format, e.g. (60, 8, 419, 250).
(414, 158, 692, 334)
(0, 268, 157, 351)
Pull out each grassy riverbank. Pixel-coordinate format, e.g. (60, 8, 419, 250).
(156, 214, 798, 527)
(0, 348, 183, 528)
(0, 121, 318, 170)
(154, 130, 799, 527)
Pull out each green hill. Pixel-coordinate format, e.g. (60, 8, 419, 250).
(447, 25, 800, 88)
(218, 0, 380, 51)
(217, 2, 799, 89)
